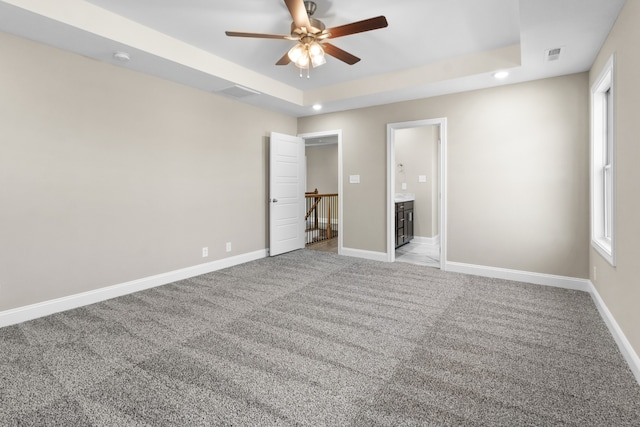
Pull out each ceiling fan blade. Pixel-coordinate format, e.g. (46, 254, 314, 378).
(276, 51, 292, 66)
(284, 0, 311, 32)
(325, 16, 388, 39)
(322, 43, 360, 65)
(225, 31, 289, 39)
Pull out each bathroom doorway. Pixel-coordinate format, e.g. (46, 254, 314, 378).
(386, 119, 447, 269)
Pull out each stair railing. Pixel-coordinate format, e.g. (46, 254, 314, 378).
(305, 188, 338, 245)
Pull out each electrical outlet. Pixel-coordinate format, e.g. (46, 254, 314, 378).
(401, 182, 407, 190)
(226, 242, 232, 252)
(202, 247, 208, 257)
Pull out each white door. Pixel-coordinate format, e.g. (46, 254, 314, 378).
(269, 132, 305, 256)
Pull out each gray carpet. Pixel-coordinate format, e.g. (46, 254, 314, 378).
(1, 249, 639, 426)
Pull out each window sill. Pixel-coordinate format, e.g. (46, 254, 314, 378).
(592, 238, 615, 267)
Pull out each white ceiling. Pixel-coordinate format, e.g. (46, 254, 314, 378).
(0, 0, 626, 117)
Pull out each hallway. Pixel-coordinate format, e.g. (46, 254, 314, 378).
(306, 238, 338, 254)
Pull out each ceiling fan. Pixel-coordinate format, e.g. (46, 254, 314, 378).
(225, 0, 388, 77)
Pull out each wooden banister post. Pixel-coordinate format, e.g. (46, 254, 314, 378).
(327, 203, 332, 238)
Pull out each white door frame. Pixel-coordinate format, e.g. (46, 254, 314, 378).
(298, 129, 343, 255)
(386, 118, 447, 268)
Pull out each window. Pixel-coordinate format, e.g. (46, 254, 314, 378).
(591, 54, 615, 266)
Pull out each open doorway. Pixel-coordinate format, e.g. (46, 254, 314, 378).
(299, 130, 343, 255)
(386, 119, 447, 269)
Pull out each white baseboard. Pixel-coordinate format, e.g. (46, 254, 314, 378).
(0, 249, 267, 328)
(413, 235, 440, 246)
(445, 261, 590, 292)
(341, 247, 388, 262)
(588, 281, 640, 385)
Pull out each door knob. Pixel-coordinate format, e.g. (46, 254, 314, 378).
(272, 198, 278, 203)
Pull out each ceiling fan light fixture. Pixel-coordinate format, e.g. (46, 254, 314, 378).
(288, 44, 306, 63)
(295, 51, 310, 69)
(225, 0, 388, 77)
(290, 38, 325, 71)
(309, 42, 325, 67)
(308, 41, 323, 57)
(311, 52, 326, 68)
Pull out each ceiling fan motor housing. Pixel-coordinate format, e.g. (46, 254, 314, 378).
(290, 17, 325, 36)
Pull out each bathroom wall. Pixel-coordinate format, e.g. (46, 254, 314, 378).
(395, 126, 438, 238)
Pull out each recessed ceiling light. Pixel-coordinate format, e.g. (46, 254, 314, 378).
(113, 51, 130, 62)
(493, 71, 509, 80)
(312, 104, 322, 111)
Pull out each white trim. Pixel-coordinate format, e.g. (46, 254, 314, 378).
(298, 129, 343, 256)
(387, 118, 447, 270)
(413, 235, 440, 246)
(446, 261, 590, 291)
(439, 121, 448, 270)
(341, 247, 388, 262)
(590, 53, 616, 266)
(588, 281, 640, 385)
(0, 249, 267, 328)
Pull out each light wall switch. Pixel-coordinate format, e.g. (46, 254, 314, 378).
(419, 175, 427, 183)
(349, 175, 360, 184)
(401, 182, 407, 190)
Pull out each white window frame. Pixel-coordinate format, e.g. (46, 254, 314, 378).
(591, 54, 616, 266)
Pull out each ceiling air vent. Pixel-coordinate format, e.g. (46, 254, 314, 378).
(218, 85, 261, 98)
(545, 47, 563, 62)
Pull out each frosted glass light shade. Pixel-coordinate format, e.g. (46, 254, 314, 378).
(308, 42, 323, 57)
(311, 52, 326, 67)
(309, 42, 325, 68)
(295, 52, 310, 69)
(288, 44, 306, 62)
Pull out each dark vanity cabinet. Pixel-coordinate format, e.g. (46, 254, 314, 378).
(395, 201, 414, 248)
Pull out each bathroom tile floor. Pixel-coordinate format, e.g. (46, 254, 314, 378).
(395, 240, 440, 268)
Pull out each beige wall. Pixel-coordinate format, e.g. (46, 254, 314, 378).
(2, 9, 631, 359)
(589, 0, 640, 359)
(0, 25, 601, 340)
(395, 126, 438, 238)
(0, 32, 296, 311)
(306, 144, 338, 194)
(299, 73, 590, 278)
